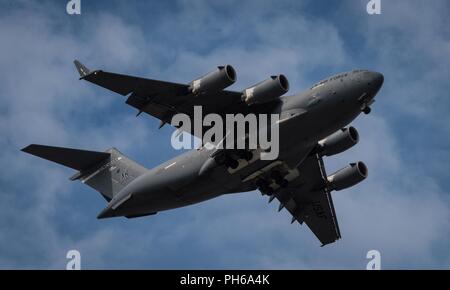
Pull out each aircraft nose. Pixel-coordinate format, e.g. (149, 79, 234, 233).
(371, 71, 384, 90)
(363, 71, 384, 97)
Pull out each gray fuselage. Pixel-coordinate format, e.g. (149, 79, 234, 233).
(100, 70, 383, 218)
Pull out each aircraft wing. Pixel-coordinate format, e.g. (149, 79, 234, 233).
(74, 60, 277, 137)
(272, 154, 341, 246)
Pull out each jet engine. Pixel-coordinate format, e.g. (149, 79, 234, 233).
(242, 75, 289, 105)
(327, 161, 368, 191)
(189, 65, 236, 95)
(318, 127, 359, 157)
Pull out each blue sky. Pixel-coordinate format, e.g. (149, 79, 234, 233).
(0, 0, 449, 269)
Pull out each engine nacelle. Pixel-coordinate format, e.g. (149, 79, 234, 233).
(327, 161, 368, 191)
(242, 74, 289, 105)
(318, 127, 359, 157)
(189, 65, 236, 95)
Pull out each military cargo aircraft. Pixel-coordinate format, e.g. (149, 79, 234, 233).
(22, 61, 383, 245)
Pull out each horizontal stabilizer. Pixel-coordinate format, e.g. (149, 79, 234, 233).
(21, 144, 110, 171)
(22, 144, 148, 201)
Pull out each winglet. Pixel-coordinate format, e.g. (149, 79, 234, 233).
(73, 59, 91, 78)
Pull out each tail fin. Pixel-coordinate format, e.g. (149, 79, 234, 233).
(22, 144, 147, 201)
(73, 60, 91, 78)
